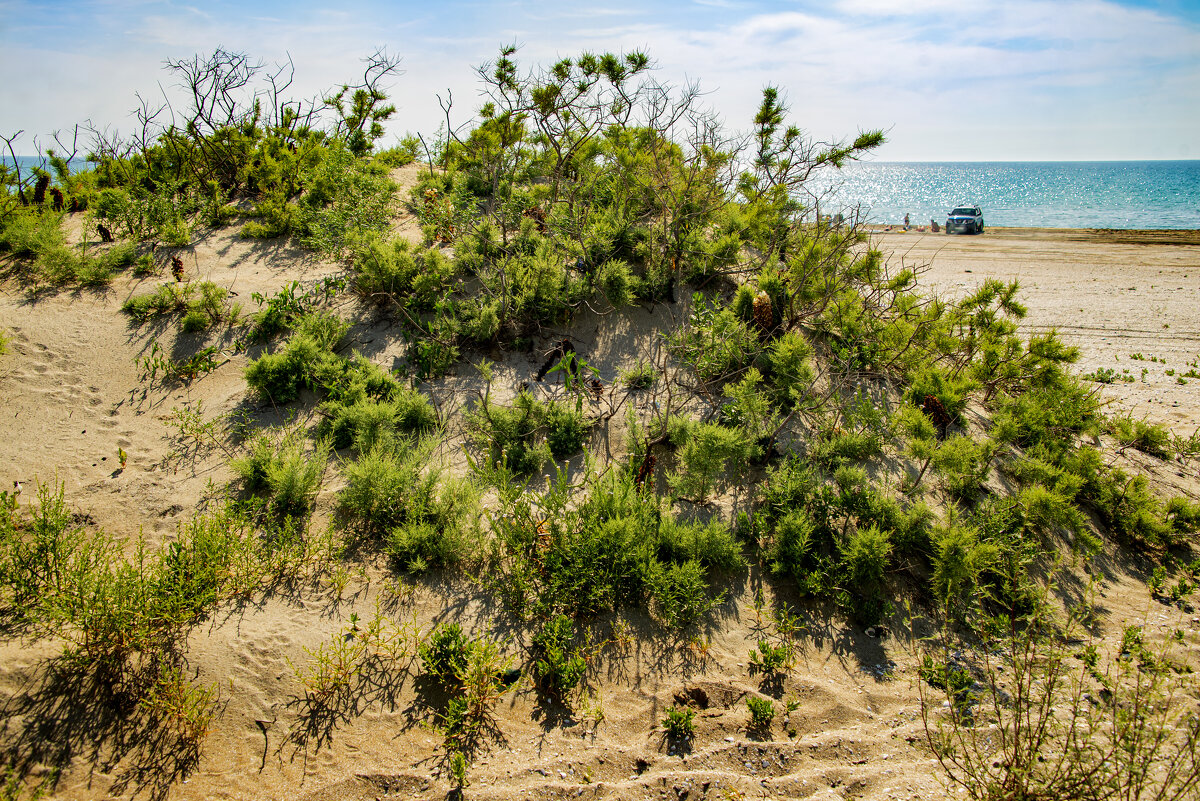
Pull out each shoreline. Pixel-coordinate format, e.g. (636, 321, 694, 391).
(865, 225, 1200, 245)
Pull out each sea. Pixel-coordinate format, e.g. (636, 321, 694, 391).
(807, 161, 1200, 230)
(5, 156, 1197, 230)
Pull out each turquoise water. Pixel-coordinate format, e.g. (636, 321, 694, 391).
(808, 161, 1199, 230)
(2, 156, 91, 180)
(7, 156, 1197, 230)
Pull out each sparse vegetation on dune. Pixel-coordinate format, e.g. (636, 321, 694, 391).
(1, 46, 1198, 801)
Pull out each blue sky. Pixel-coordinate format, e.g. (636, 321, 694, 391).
(1, 0, 1197, 160)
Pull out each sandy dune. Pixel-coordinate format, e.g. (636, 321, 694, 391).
(1, 213, 1197, 800)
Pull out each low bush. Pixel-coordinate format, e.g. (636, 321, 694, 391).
(746, 696, 775, 734)
(761, 329, 815, 406)
(418, 623, 512, 746)
(662, 705, 695, 744)
(419, 623, 474, 690)
(488, 468, 742, 627)
(931, 434, 995, 502)
(123, 280, 232, 330)
(353, 236, 457, 310)
(231, 429, 329, 519)
(531, 614, 587, 702)
(244, 312, 348, 403)
(320, 389, 437, 452)
(244, 278, 346, 344)
(1107, 414, 1174, 460)
(839, 525, 892, 625)
(339, 440, 480, 571)
(669, 293, 760, 382)
(468, 390, 589, 474)
(619, 361, 657, 390)
(668, 418, 757, 500)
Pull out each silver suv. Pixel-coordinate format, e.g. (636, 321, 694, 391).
(946, 206, 984, 234)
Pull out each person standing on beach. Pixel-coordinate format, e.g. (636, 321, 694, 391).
(904, 213, 910, 230)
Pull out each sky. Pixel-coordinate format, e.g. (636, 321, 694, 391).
(1, 0, 1197, 161)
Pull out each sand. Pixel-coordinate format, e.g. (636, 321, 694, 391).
(2, 191, 1198, 800)
(876, 227, 1200, 434)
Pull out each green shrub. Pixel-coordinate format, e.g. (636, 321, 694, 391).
(125, 280, 231, 331)
(468, 391, 589, 474)
(720, 368, 778, 441)
(991, 383, 1100, 461)
(320, 390, 437, 452)
(123, 282, 189, 320)
(338, 442, 429, 536)
(619, 361, 656, 390)
(418, 623, 511, 744)
(339, 440, 479, 570)
(244, 311, 347, 404)
(1107, 414, 1173, 460)
(419, 623, 473, 689)
(668, 419, 756, 500)
(932, 435, 995, 502)
(1018, 484, 1093, 550)
(767, 509, 825, 594)
(0, 209, 66, 257)
(1085, 467, 1175, 547)
(597, 258, 636, 308)
(930, 525, 999, 612)
(808, 427, 883, 468)
(532, 614, 587, 701)
(244, 279, 347, 343)
(231, 430, 329, 518)
(386, 483, 479, 572)
(905, 366, 972, 424)
(749, 638, 793, 674)
(245, 336, 330, 403)
(646, 559, 721, 628)
(919, 653, 974, 713)
(762, 329, 814, 406)
(839, 525, 892, 624)
(746, 696, 775, 733)
(94, 185, 195, 242)
(295, 139, 398, 255)
(353, 236, 456, 310)
(0, 483, 272, 721)
(488, 469, 740, 627)
(661, 705, 695, 744)
(669, 293, 760, 382)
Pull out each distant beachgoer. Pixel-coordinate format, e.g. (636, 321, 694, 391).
(904, 213, 910, 230)
(931, 219, 940, 233)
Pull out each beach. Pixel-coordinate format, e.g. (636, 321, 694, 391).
(874, 227, 1200, 434)
(2, 205, 1199, 800)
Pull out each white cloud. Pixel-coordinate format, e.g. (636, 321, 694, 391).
(0, 0, 1196, 159)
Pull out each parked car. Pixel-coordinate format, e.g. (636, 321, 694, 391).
(945, 206, 984, 234)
